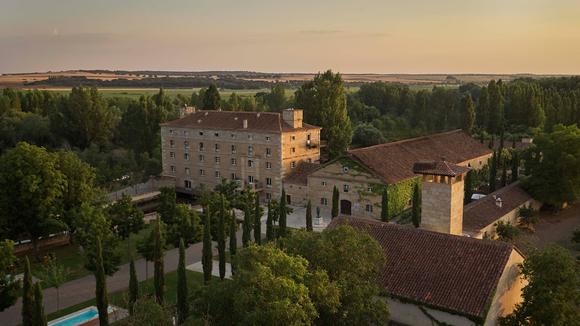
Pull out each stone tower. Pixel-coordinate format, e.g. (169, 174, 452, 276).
(413, 160, 469, 236)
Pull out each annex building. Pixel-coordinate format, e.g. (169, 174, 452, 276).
(160, 108, 321, 202)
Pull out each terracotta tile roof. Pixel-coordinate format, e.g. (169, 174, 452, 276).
(413, 160, 470, 177)
(347, 130, 492, 184)
(283, 162, 320, 185)
(328, 217, 515, 320)
(463, 182, 534, 233)
(161, 110, 320, 133)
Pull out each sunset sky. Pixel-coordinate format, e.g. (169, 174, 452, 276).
(1, 0, 579, 74)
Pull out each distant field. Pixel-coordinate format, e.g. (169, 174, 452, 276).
(40, 88, 271, 100)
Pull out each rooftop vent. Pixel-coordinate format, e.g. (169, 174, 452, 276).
(257, 113, 261, 118)
(234, 117, 238, 120)
(204, 112, 209, 116)
(197, 119, 202, 124)
(495, 196, 503, 208)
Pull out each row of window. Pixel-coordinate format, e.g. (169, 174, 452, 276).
(169, 141, 275, 157)
(181, 174, 273, 187)
(169, 129, 272, 142)
(169, 156, 273, 169)
(319, 180, 373, 193)
(318, 197, 374, 212)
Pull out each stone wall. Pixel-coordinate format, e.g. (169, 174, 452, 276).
(420, 175, 465, 235)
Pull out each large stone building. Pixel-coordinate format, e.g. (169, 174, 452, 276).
(160, 108, 321, 201)
(284, 129, 492, 219)
(329, 217, 525, 326)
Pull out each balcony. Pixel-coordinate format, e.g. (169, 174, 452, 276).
(306, 139, 319, 149)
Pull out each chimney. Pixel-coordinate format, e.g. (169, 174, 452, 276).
(282, 108, 303, 129)
(243, 119, 248, 129)
(495, 197, 503, 208)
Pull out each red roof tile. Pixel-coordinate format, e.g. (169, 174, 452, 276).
(283, 162, 320, 185)
(328, 217, 515, 320)
(348, 130, 491, 184)
(413, 160, 470, 177)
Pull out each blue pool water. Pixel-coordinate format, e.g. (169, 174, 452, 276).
(48, 308, 98, 326)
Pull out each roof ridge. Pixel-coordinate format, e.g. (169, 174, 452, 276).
(349, 129, 464, 153)
(463, 181, 524, 212)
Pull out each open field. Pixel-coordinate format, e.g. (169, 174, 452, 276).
(37, 88, 272, 100)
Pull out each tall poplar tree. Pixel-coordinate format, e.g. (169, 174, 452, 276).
(511, 151, 519, 183)
(153, 217, 165, 305)
(253, 194, 262, 245)
(489, 151, 498, 192)
(33, 282, 47, 326)
(95, 237, 109, 326)
(380, 187, 388, 222)
(22, 257, 34, 326)
(229, 210, 237, 275)
(176, 239, 188, 324)
(202, 84, 221, 109)
(242, 193, 252, 247)
(266, 201, 274, 241)
(128, 259, 138, 315)
(461, 94, 476, 134)
(306, 200, 313, 231)
(412, 183, 421, 228)
(279, 189, 288, 237)
(202, 207, 213, 284)
(217, 196, 227, 280)
(332, 186, 339, 219)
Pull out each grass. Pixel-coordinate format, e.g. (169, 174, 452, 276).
(46, 270, 207, 322)
(20, 224, 156, 287)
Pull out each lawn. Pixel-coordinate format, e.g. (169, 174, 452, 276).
(46, 270, 207, 322)
(20, 224, 156, 287)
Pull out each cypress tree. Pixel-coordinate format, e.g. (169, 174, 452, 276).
(202, 207, 213, 284)
(253, 194, 261, 245)
(511, 151, 519, 183)
(279, 189, 287, 237)
(331, 186, 339, 219)
(229, 209, 237, 275)
(32, 282, 47, 326)
(128, 259, 138, 315)
(412, 183, 421, 228)
(153, 217, 164, 305)
(306, 200, 313, 231)
(22, 257, 34, 326)
(177, 238, 188, 324)
(489, 151, 497, 192)
(266, 201, 274, 241)
(218, 196, 227, 280)
(501, 157, 508, 187)
(95, 237, 109, 326)
(464, 170, 474, 205)
(242, 194, 252, 247)
(380, 187, 389, 222)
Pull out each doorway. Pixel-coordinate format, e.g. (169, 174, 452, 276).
(340, 199, 352, 216)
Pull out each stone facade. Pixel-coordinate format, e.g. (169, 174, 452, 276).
(160, 109, 320, 202)
(420, 174, 465, 235)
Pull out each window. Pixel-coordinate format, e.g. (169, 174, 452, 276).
(291, 161, 296, 168)
(367, 186, 372, 192)
(170, 165, 176, 173)
(266, 162, 272, 169)
(169, 140, 175, 148)
(199, 131, 204, 136)
(231, 173, 238, 180)
(343, 166, 349, 173)
(184, 153, 190, 160)
(266, 148, 272, 157)
(184, 180, 192, 189)
(291, 136, 296, 141)
(366, 204, 373, 213)
(291, 147, 296, 153)
(248, 160, 254, 168)
(215, 144, 220, 152)
(266, 136, 271, 141)
(248, 145, 254, 156)
(199, 154, 204, 162)
(248, 175, 254, 183)
(321, 181, 327, 186)
(266, 177, 272, 187)
(248, 134, 254, 140)
(320, 198, 328, 206)
(266, 193, 272, 200)
(199, 169, 205, 176)
(184, 141, 189, 149)
(199, 142, 204, 151)
(170, 151, 175, 159)
(185, 168, 190, 175)
(231, 145, 236, 153)
(169, 129, 174, 134)
(343, 184, 350, 192)
(215, 132, 220, 137)
(184, 131, 189, 136)
(231, 158, 237, 166)
(215, 156, 220, 163)
(215, 171, 220, 178)
(308, 158, 312, 163)
(231, 133, 236, 138)
(307, 134, 311, 140)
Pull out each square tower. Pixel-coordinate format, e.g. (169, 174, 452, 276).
(413, 160, 469, 236)
(282, 108, 303, 128)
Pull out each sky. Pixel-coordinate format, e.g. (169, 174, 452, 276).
(1, 0, 580, 74)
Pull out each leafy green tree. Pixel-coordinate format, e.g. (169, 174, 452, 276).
(461, 94, 476, 134)
(227, 92, 241, 111)
(242, 193, 253, 247)
(523, 124, 580, 208)
(229, 210, 238, 275)
(464, 170, 474, 205)
(95, 237, 109, 326)
(0, 142, 66, 259)
(202, 207, 213, 284)
(33, 282, 47, 326)
(124, 297, 173, 326)
(22, 257, 34, 326)
(129, 259, 138, 315)
(332, 186, 340, 219)
(38, 256, 69, 311)
(253, 194, 262, 245)
(137, 221, 165, 280)
(279, 189, 288, 237)
(510, 151, 519, 183)
(495, 221, 520, 241)
(500, 246, 579, 325)
(166, 204, 201, 247)
(489, 151, 498, 192)
(412, 183, 421, 227)
(282, 226, 389, 325)
(203, 84, 221, 109)
(352, 123, 385, 148)
(266, 201, 275, 241)
(153, 217, 165, 304)
(108, 194, 144, 241)
(0, 240, 20, 312)
(306, 200, 313, 232)
(157, 187, 177, 225)
(265, 83, 287, 111)
(217, 196, 228, 280)
(518, 206, 539, 229)
(177, 239, 188, 324)
(119, 96, 165, 156)
(295, 70, 353, 158)
(380, 187, 388, 222)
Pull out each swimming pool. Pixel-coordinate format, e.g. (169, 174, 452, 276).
(48, 306, 114, 326)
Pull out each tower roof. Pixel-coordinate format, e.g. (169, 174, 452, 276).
(413, 160, 470, 177)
